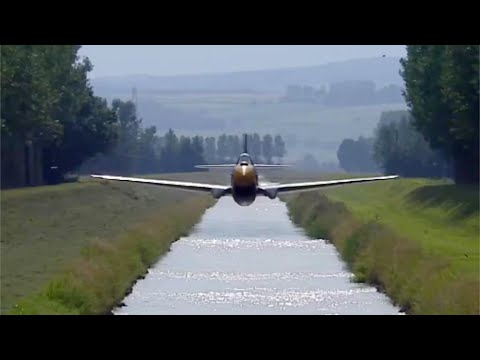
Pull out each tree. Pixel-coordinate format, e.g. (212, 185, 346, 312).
(262, 134, 273, 164)
(191, 135, 205, 166)
(159, 129, 179, 172)
(337, 136, 379, 173)
(440, 45, 479, 183)
(216, 134, 228, 163)
(372, 111, 451, 178)
(41, 47, 117, 178)
(108, 99, 142, 174)
(337, 139, 358, 172)
(232, 135, 242, 158)
(204, 137, 216, 164)
(1, 45, 118, 187)
(137, 126, 158, 173)
(226, 135, 236, 161)
(273, 135, 286, 163)
(50, 96, 117, 176)
(250, 133, 262, 162)
(1, 46, 64, 187)
(400, 45, 479, 184)
(178, 136, 193, 170)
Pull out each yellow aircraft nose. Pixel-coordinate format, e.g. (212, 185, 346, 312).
(233, 165, 256, 186)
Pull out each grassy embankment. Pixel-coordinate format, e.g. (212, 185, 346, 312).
(1, 172, 225, 314)
(277, 172, 479, 314)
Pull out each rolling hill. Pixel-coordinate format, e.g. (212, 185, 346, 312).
(91, 57, 404, 94)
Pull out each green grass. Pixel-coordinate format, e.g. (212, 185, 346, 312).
(280, 173, 479, 314)
(322, 178, 478, 270)
(10, 195, 214, 315)
(1, 172, 221, 314)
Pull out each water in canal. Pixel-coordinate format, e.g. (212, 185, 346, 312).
(114, 194, 401, 315)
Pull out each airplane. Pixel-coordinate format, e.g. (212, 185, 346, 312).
(91, 134, 398, 206)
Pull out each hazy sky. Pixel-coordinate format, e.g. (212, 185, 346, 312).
(79, 45, 406, 78)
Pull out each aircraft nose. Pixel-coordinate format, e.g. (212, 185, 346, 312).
(234, 165, 255, 186)
(242, 165, 254, 176)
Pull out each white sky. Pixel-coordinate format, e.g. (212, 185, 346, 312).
(79, 45, 407, 78)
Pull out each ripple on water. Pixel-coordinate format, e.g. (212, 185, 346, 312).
(183, 238, 335, 251)
(147, 270, 353, 281)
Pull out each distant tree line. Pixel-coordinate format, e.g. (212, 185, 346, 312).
(204, 133, 286, 164)
(81, 104, 288, 175)
(337, 111, 452, 178)
(80, 107, 207, 175)
(281, 81, 404, 106)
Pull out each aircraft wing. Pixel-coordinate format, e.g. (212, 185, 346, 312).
(195, 164, 236, 169)
(91, 175, 230, 198)
(254, 164, 291, 169)
(258, 175, 399, 197)
(195, 164, 291, 169)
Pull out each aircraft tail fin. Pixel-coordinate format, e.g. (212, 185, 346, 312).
(243, 134, 248, 153)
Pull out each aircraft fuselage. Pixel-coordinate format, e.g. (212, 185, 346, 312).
(231, 163, 258, 206)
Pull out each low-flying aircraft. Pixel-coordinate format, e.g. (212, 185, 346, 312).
(91, 135, 398, 206)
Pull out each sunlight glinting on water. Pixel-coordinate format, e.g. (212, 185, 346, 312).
(114, 195, 401, 315)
